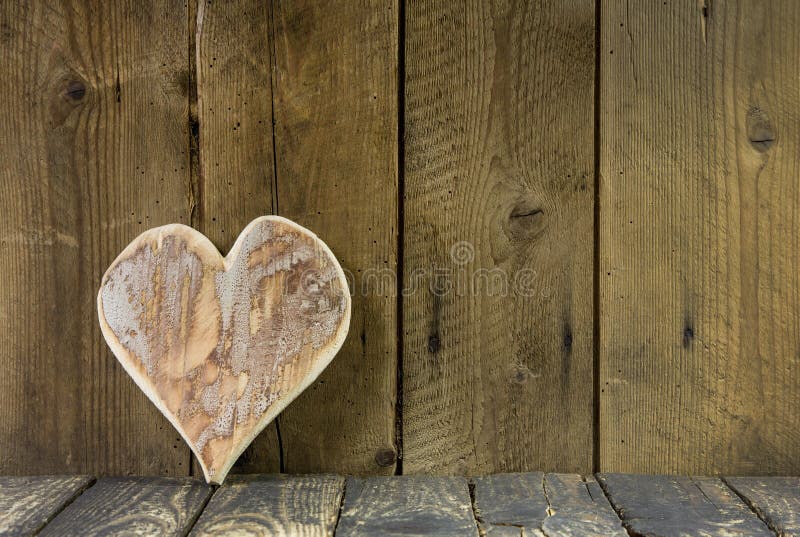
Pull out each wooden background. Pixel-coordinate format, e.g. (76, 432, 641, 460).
(0, 0, 798, 478)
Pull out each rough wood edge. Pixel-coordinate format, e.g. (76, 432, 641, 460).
(96, 215, 352, 484)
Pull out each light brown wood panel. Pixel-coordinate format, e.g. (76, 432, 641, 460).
(0, 1, 191, 475)
(271, 0, 399, 474)
(403, 0, 595, 474)
(600, 0, 800, 474)
(193, 0, 280, 474)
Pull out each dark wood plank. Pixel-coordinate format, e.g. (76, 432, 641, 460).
(0, 1, 192, 475)
(0, 476, 92, 535)
(600, 0, 800, 474)
(403, 0, 595, 475)
(472, 473, 625, 536)
(40, 477, 211, 536)
(271, 0, 399, 474)
(192, 0, 280, 476)
(598, 473, 773, 536)
(190, 474, 344, 536)
(336, 476, 478, 536)
(725, 476, 800, 536)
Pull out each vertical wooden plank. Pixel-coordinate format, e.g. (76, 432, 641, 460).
(190, 475, 344, 536)
(0, 1, 191, 475)
(0, 476, 92, 536)
(403, 0, 595, 474)
(600, 0, 800, 473)
(40, 477, 211, 536)
(725, 476, 800, 536)
(336, 476, 479, 536)
(271, 1, 399, 474)
(193, 0, 280, 473)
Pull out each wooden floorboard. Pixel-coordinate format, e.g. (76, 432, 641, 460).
(0, 476, 92, 536)
(190, 474, 344, 536)
(335, 476, 479, 536)
(14, 473, 800, 535)
(39, 477, 211, 536)
(725, 476, 800, 536)
(472, 473, 625, 536)
(598, 473, 775, 536)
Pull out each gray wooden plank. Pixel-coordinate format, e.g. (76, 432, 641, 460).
(190, 474, 344, 536)
(598, 473, 774, 536)
(472, 472, 547, 532)
(725, 476, 800, 536)
(472, 473, 625, 536)
(0, 476, 92, 536)
(336, 476, 479, 536)
(39, 477, 211, 536)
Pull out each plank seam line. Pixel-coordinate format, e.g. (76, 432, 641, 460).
(332, 477, 348, 534)
(720, 477, 780, 537)
(186, 0, 203, 477)
(267, 0, 280, 216)
(267, 0, 284, 473)
(394, 0, 406, 476)
(33, 477, 96, 536)
(591, 0, 602, 475)
(179, 484, 217, 537)
(593, 475, 641, 537)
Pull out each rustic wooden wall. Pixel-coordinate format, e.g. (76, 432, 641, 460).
(0, 0, 798, 477)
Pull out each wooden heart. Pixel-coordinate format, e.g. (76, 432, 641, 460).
(97, 216, 350, 484)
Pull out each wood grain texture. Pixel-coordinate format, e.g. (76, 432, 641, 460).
(0, 0, 192, 476)
(472, 473, 624, 536)
(541, 474, 626, 537)
(0, 476, 92, 536)
(40, 477, 211, 536)
(725, 476, 800, 536)
(99, 217, 351, 483)
(598, 473, 773, 537)
(403, 0, 595, 475)
(336, 476, 479, 536)
(271, 0, 399, 474)
(193, 0, 281, 474)
(190, 474, 344, 536)
(600, 0, 800, 474)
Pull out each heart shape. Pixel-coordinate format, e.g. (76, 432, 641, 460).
(97, 216, 350, 484)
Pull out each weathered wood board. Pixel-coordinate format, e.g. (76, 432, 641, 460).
(0, 0, 192, 477)
(403, 0, 595, 475)
(0, 476, 92, 536)
(336, 476, 479, 536)
(598, 473, 773, 536)
(98, 217, 351, 483)
(190, 474, 344, 536)
(40, 477, 211, 536)
(725, 476, 800, 536)
(600, 0, 800, 474)
(192, 0, 281, 474)
(270, 0, 400, 475)
(472, 473, 625, 536)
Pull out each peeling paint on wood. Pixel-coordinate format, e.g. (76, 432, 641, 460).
(98, 216, 351, 484)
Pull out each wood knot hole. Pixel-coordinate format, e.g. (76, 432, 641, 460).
(746, 107, 776, 152)
(65, 80, 86, 101)
(374, 448, 396, 467)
